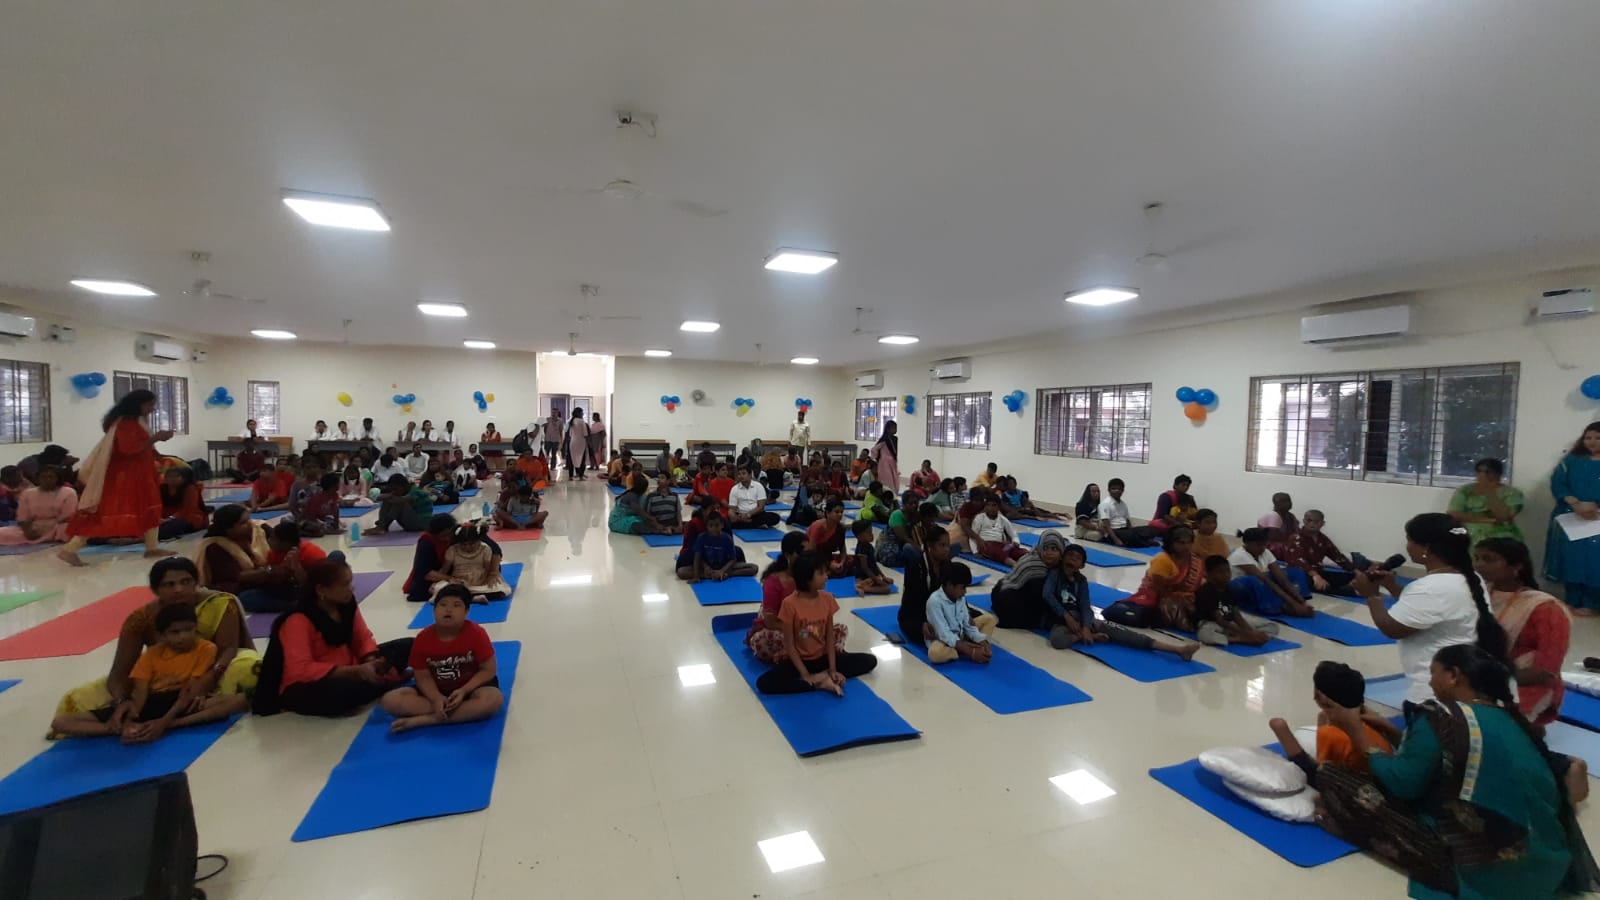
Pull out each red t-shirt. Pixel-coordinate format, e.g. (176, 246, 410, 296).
(304, 491, 342, 523)
(252, 470, 294, 503)
(709, 476, 735, 506)
(408, 621, 495, 695)
(266, 539, 328, 566)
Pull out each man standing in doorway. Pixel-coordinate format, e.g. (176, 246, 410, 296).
(789, 408, 811, 458)
(542, 416, 563, 467)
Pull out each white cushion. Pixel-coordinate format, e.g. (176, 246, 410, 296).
(1564, 670, 1600, 699)
(1224, 780, 1320, 823)
(1198, 746, 1307, 795)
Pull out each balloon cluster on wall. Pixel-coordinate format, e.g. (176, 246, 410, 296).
(733, 397, 756, 417)
(472, 390, 495, 412)
(1175, 386, 1219, 423)
(1001, 390, 1027, 413)
(794, 397, 814, 412)
(336, 391, 353, 407)
(392, 392, 418, 413)
(70, 371, 107, 399)
(902, 395, 917, 415)
(206, 386, 235, 408)
(1582, 376, 1600, 401)
(660, 394, 682, 412)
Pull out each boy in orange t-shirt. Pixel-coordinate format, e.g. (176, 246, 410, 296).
(1270, 660, 1396, 781)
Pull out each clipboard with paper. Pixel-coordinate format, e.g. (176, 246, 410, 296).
(1556, 512, 1600, 541)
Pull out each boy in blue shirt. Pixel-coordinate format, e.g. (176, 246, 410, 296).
(924, 562, 997, 664)
(676, 513, 757, 583)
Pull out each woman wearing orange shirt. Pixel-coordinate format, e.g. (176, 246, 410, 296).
(59, 390, 175, 567)
(1103, 526, 1204, 629)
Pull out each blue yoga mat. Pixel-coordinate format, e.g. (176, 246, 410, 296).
(459, 488, 480, 497)
(851, 605, 1091, 714)
(430, 503, 461, 515)
(293, 641, 521, 841)
(711, 613, 919, 756)
(731, 527, 788, 542)
(640, 532, 683, 548)
(252, 509, 291, 520)
(970, 587, 1214, 683)
(692, 577, 763, 606)
(1544, 721, 1600, 777)
(1149, 757, 1357, 867)
(1364, 673, 1411, 711)
(1012, 517, 1066, 529)
(1161, 625, 1302, 658)
(0, 679, 17, 694)
(1269, 609, 1393, 647)
(1020, 534, 1144, 569)
(0, 715, 242, 815)
(825, 577, 899, 599)
(959, 553, 1015, 576)
(406, 563, 523, 627)
(767, 502, 793, 511)
(206, 490, 252, 503)
(1560, 689, 1600, 732)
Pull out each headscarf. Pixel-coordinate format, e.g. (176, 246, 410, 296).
(997, 529, 1067, 592)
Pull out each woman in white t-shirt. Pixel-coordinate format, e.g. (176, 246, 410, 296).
(1226, 526, 1314, 617)
(1352, 512, 1510, 713)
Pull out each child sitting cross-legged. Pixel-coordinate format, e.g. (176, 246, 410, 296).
(432, 523, 511, 603)
(1268, 660, 1395, 784)
(380, 584, 504, 733)
(493, 483, 548, 530)
(1042, 543, 1200, 660)
(924, 562, 997, 663)
(850, 519, 896, 595)
(1229, 527, 1314, 617)
(50, 603, 249, 742)
(1190, 554, 1279, 646)
(676, 513, 758, 583)
(755, 555, 879, 695)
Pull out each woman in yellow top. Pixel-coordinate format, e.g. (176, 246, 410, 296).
(50, 556, 258, 736)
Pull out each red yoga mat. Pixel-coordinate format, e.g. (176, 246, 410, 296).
(0, 586, 151, 661)
(488, 528, 543, 543)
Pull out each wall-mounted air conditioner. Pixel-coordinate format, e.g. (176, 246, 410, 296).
(929, 359, 971, 380)
(135, 335, 185, 361)
(1537, 287, 1595, 321)
(854, 372, 884, 389)
(1299, 305, 1412, 345)
(0, 311, 37, 338)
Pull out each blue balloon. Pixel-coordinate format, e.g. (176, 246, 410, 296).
(221, 396, 234, 407)
(1194, 388, 1217, 407)
(393, 394, 405, 404)
(473, 390, 484, 402)
(81, 386, 100, 399)
(670, 396, 680, 404)
(71, 373, 92, 387)
(659, 395, 670, 404)
(478, 401, 488, 412)
(405, 393, 416, 403)
(1176, 386, 1197, 403)
(1584, 376, 1600, 401)
(90, 372, 106, 386)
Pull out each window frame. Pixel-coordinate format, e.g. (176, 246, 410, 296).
(1033, 382, 1151, 463)
(854, 397, 899, 442)
(1245, 363, 1519, 487)
(0, 359, 51, 444)
(925, 391, 993, 450)
(112, 370, 190, 436)
(247, 380, 281, 434)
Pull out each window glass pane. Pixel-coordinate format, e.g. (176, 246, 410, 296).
(926, 392, 991, 449)
(0, 360, 51, 443)
(1032, 383, 1149, 462)
(248, 381, 281, 433)
(111, 370, 188, 435)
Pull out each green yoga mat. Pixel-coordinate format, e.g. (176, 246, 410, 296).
(0, 591, 63, 615)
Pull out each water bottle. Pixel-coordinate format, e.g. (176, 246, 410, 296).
(482, 501, 491, 518)
(350, 521, 361, 542)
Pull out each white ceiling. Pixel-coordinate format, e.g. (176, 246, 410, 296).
(4, 2, 1600, 364)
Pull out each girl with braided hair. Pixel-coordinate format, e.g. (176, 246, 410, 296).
(1314, 644, 1600, 899)
(1351, 513, 1508, 717)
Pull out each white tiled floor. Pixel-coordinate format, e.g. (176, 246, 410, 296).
(2, 477, 1598, 899)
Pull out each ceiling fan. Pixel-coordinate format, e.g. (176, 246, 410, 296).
(560, 331, 599, 357)
(548, 111, 728, 219)
(563, 283, 641, 323)
(179, 251, 265, 304)
(849, 306, 885, 338)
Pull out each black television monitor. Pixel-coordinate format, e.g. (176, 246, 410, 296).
(0, 772, 197, 899)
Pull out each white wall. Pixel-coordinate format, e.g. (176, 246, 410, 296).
(611, 357, 854, 450)
(866, 266, 1600, 568)
(535, 353, 611, 425)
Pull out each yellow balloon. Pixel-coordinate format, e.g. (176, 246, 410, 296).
(485, 393, 495, 403)
(336, 392, 353, 406)
(401, 403, 413, 413)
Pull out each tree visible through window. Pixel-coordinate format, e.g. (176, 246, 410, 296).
(112, 370, 189, 435)
(1035, 383, 1150, 462)
(926, 392, 992, 450)
(248, 381, 281, 433)
(854, 397, 898, 441)
(1247, 363, 1518, 486)
(0, 359, 50, 444)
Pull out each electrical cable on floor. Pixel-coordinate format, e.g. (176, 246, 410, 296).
(196, 853, 229, 883)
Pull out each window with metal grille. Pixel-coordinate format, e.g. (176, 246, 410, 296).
(248, 381, 281, 433)
(926, 391, 992, 449)
(1034, 383, 1151, 463)
(0, 359, 50, 444)
(854, 397, 899, 441)
(1247, 363, 1518, 486)
(112, 371, 190, 435)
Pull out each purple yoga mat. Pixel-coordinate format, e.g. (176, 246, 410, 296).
(352, 530, 423, 547)
(245, 571, 393, 638)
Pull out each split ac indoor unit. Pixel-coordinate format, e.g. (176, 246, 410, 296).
(854, 372, 884, 389)
(135, 336, 185, 361)
(929, 359, 971, 380)
(1537, 287, 1595, 320)
(0, 311, 36, 338)
(1299, 305, 1412, 345)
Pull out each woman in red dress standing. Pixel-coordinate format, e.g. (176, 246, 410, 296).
(58, 389, 177, 567)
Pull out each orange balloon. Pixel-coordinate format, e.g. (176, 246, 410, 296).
(1184, 401, 1207, 422)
